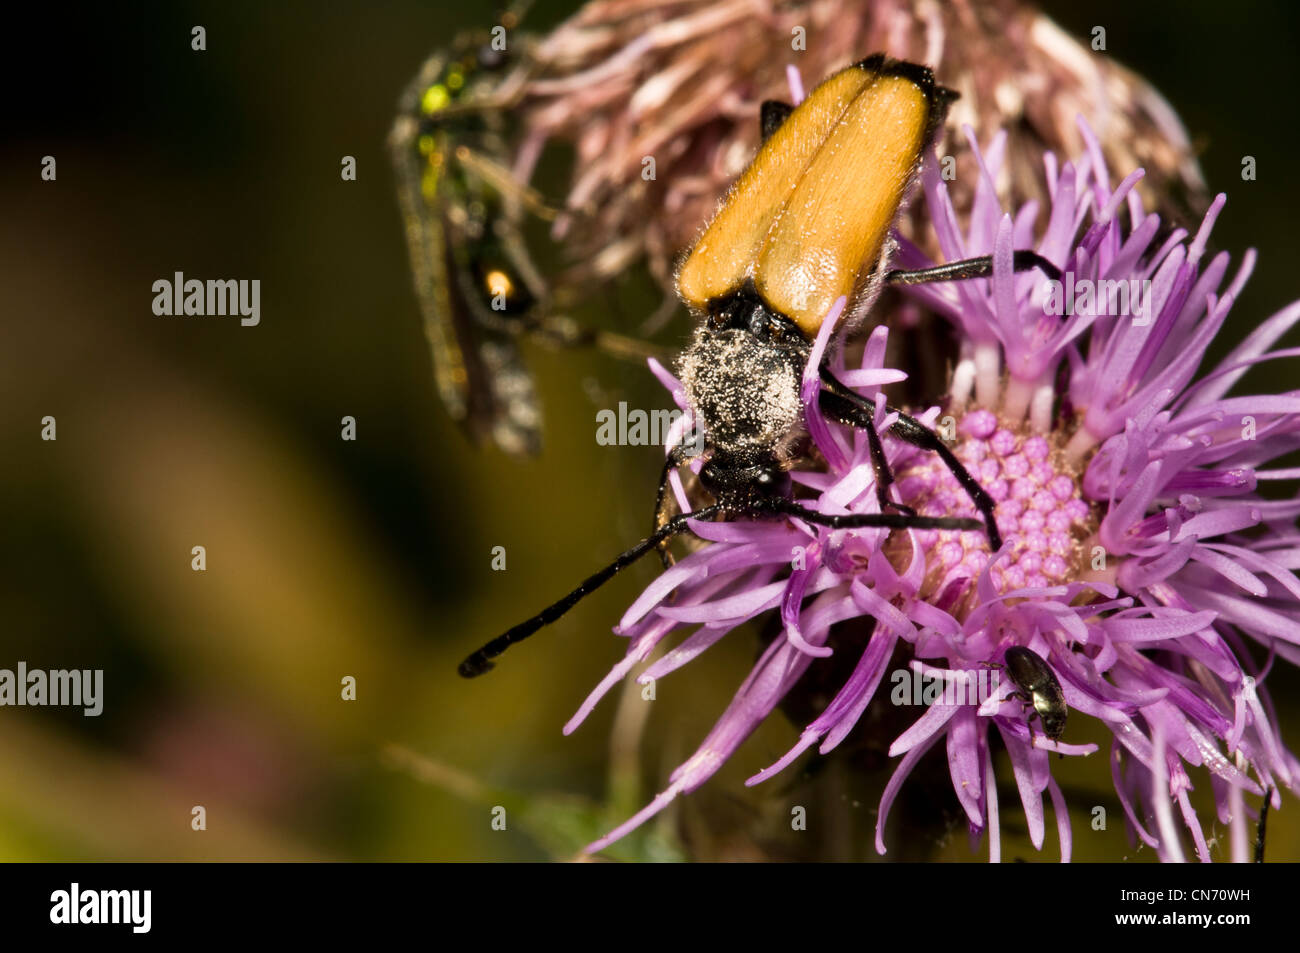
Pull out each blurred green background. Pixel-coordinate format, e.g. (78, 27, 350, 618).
(0, 0, 1297, 861)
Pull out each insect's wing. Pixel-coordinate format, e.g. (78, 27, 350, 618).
(675, 64, 875, 312)
(391, 112, 472, 417)
(389, 112, 543, 456)
(442, 210, 544, 456)
(756, 65, 940, 335)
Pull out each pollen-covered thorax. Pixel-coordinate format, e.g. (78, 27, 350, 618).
(893, 408, 1097, 610)
(677, 328, 804, 454)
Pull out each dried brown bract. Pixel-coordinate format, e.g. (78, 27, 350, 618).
(513, 0, 1206, 290)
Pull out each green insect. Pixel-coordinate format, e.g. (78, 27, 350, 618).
(390, 13, 654, 455)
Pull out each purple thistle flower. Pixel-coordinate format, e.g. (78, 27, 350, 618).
(568, 120, 1300, 861)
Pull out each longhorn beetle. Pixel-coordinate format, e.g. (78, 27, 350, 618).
(460, 54, 1060, 677)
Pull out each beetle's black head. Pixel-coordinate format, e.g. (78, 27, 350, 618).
(698, 450, 792, 504)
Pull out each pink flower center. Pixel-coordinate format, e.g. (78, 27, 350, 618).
(892, 408, 1096, 611)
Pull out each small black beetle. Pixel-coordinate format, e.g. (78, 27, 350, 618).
(1000, 646, 1067, 741)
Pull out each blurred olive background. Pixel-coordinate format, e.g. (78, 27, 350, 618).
(0, 0, 1297, 862)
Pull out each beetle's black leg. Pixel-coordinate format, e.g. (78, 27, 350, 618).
(869, 249, 1056, 548)
(862, 418, 916, 516)
(653, 444, 692, 569)
(459, 503, 724, 677)
(1005, 691, 1039, 742)
(818, 369, 1003, 551)
(885, 250, 1061, 285)
(818, 387, 914, 518)
(886, 409, 1002, 551)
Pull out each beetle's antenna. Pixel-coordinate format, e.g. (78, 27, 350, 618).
(461, 488, 982, 678)
(818, 370, 1003, 550)
(459, 504, 724, 677)
(884, 250, 1061, 285)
